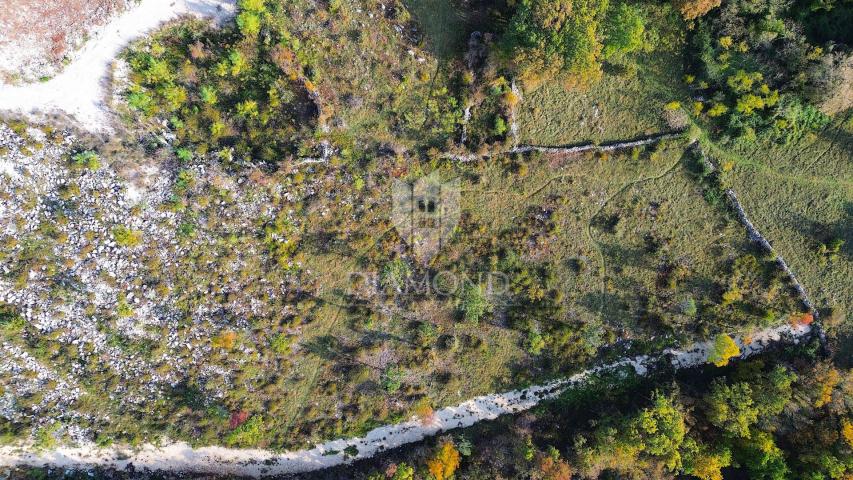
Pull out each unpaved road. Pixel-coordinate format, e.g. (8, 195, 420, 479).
(0, 0, 235, 131)
(0, 323, 812, 477)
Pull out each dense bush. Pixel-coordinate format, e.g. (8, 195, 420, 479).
(686, 0, 834, 141)
(124, 0, 319, 169)
(502, 0, 610, 86)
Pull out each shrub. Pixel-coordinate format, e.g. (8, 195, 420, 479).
(380, 366, 403, 393)
(0, 302, 25, 334)
(116, 297, 134, 318)
(70, 151, 100, 170)
(270, 333, 292, 354)
(112, 226, 142, 248)
(416, 322, 438, 348)
(239, 0, 266, 12)
(459, 283, 490, 324)
(679, 297, 698, 316)
(526, 328, 545, 355)
(380, 259, 411, 291)
(175, 147, 193, 163)
(390, 463, 415, 480)
(33, 424, 59, 450)
(174, 169, 195, 192)
(225, 415, 264, 446)
(199, 85, 218, 105)
(707, 103, 728, 117)
(494, 116, 508, 136)
(237, 12, 262, 37)
(212, 330, 238, 349)
(412, 397, 435, 424)
(127, 90, 153, 112)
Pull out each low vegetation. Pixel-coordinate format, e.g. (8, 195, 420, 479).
(0, 0, 848, 472)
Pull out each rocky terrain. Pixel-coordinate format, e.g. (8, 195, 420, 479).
(0, 0, 129, 83)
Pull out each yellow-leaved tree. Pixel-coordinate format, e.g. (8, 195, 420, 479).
(708, 333, 740, 367)
(427, 441, 460, 480)
(673, 0, 722, 20)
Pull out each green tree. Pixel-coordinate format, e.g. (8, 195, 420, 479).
(752, 365, 796, 418)
(735, 430, 790, 480)
(681, 438, 732, 480)
(631, 393, 686, 470)
(603, 3, 647, 60)
(391, 463, 414, 480)
(704, 379, 759, 438)
(459, 283, 490, 324)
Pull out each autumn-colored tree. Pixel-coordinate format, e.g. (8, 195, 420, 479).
(427, 441, 461, 480)
(672, 0, 721, 20)
(790, 312, 814, 327)
(503, 0, 608, 87)
(682, 438, 732, 480)
(708, 333, 740, 367)
(536, 454, 573, 480)
(212, 330, 238, 349)
(811, 363, 841, 408)
(842, 419, 853, 449)
(413, 397, 435, 425)
(229, 410, 250, 429)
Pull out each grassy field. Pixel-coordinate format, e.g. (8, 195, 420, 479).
(515, 6, 690, 146)
(712, 111, 853, 320)
(0, 0, 831, 455)
(207, 131, 807, 447)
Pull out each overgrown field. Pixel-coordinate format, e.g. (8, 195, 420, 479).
(0, 117, 806, 450)
(0, 0, 846, 460)
(712, 111, 853, 324)
(515, 5, 689, 146)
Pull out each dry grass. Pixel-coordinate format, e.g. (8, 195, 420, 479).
(718, 111, 853, 317)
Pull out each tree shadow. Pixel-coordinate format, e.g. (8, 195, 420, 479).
(402, 0, 470, 60)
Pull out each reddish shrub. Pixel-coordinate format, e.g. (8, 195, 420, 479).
(229, 410, 250, 429)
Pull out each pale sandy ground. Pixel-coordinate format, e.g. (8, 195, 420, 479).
(0, 323, 811, 477)
(0, 0, 235, 131)
(0, 0, 128, 82)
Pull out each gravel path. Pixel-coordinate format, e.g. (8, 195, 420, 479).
(0, 0, 235, 131)
(0, 323, 812, 477)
